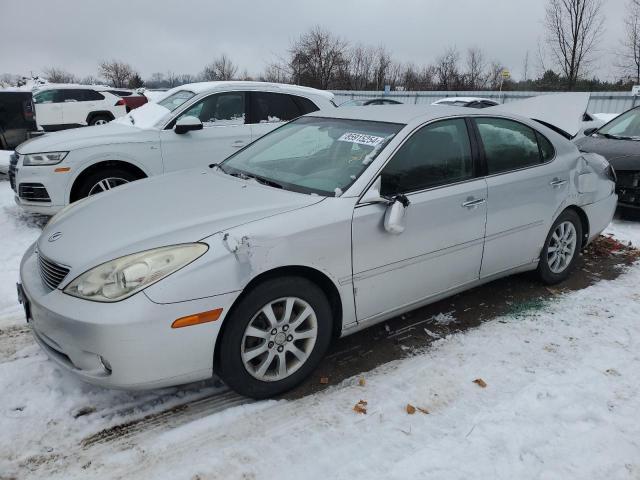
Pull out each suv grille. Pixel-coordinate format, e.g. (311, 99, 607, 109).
(38, 254, 70, 290)
(18, 183, 51, 202)
(8, 153, 18, 192)
(616, 170, 640, 207)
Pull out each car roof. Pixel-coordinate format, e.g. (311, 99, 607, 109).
(164, 81, 335, 100)
(306, 104, 472, 124)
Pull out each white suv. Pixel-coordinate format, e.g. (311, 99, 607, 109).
(11, 82, 335, 214)
(33, 86, 127, 131)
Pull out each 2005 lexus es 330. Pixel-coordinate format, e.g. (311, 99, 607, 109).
(18, 105, 617, 398)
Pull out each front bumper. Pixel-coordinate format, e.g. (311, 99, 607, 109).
(19, 244, 240, 389)
(11, 153, 70, 215)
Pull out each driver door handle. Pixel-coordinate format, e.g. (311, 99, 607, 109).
(461, 198, 486, 209)
(232, 140, 246, 148)
(550, 178, 568, 188)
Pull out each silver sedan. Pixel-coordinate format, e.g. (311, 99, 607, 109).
(18, 105, 617, 398)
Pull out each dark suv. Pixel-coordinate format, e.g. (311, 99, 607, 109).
(0, 91, 38, 150)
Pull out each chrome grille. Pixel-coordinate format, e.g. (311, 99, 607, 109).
(38, 253, 70, 290)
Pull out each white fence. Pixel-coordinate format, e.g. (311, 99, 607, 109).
(330, 90, 639, 114)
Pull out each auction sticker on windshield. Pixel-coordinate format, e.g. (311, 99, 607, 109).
(338, 132, 386, 147)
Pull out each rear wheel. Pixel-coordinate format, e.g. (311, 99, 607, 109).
(217, 277, 333, 399)
(75, 167, 138, 200)
(537, 210, 582, 285)
(89, 115, 111, 126)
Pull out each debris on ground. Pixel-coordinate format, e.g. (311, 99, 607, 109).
(473, 378, 487, 388)
(353, 400, 368, 414)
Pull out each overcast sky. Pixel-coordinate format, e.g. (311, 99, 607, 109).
(0, 0, 629, 82)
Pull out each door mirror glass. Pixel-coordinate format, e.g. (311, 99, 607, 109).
(384, 196, 409, 234)
(174, 115, 203, 134)
(583, 127, 598, 137)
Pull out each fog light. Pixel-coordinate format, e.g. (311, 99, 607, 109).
(99, 355, 112, 374)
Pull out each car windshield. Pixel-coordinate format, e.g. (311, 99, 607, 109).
(220, 116, 403, 196)
(157, 90, 196, 111)
(597, 108, 640, 139)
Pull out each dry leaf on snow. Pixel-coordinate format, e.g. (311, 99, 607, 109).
(353, 400, 368, 414)
(473, 378, 487, 388)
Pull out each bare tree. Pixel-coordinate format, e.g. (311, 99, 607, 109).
(80, 75, 102, 85)
(201, 54, 238, 81)
(349, 44, 376, 89)
(43, 67, 78, 84)
(372, 47, 394, 90)
(435, 47, 461, 90)
(487, 61, 509, 90)
(98, 60, 134, 87)
(465, 47, 487, 90)
(261, 62, 291, 83)
(288, 26, 349, 89)
(522, 51, 531, 82)
(619, 0, 640, 83)
(544, 0, 605, 89)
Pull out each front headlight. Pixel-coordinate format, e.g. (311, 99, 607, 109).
(23, 151, 68, 166)
(64, 243, 208, 302)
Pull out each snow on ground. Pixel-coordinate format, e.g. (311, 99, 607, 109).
(0, 176, 639, 479)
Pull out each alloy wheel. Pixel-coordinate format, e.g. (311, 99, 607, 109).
(93, 119, 108, 125)
(87, 177, 129, 196)
(241, 296, 318, 382)
(547, 221, 577, 274)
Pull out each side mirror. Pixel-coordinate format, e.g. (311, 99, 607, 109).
(174, 116, 203, 134)
(384, 195, 410, 234)
(583, 127, 598, 137)
(360, 177, 410, 234)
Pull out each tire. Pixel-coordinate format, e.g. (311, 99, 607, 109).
(537, 209, 583, 285)
(217, 276, 333, 399)
(89, 115, 111, 126)
(74, 167, 138, 200)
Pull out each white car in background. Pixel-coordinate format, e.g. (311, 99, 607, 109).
(33, 86, 127, 131)
(432, 97, 499, 108)
(10, 82, 335, 214)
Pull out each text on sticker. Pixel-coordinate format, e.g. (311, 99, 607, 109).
(338, 132, 385, 147)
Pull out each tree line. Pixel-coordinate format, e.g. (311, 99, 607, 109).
(4, 0, 640, 92)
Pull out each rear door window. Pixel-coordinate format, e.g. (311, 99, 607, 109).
(249, 92, 303, 123)
(474, 117, 546, 174)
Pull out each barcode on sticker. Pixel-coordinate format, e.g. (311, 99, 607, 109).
(338, 132, 385, 147)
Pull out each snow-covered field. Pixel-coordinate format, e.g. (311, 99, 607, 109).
(1, 177, 639, 479)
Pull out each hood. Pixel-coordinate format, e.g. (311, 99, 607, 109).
(38, 168, 323, 276)
(575, 136, 640, 170)
(487, 93, 591, 138)
(16, 122, 156, 153)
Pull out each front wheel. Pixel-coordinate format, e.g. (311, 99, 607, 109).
(217, 277, 333, 399)
(74, 167, 138, 200)
(537, 210, 583, 285)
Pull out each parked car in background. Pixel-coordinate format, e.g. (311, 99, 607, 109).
(576, 105, 640, 217)
(106, 89, 148, 112)
(33, 86, 127, 131)
(0, 90, 38, 150)
(11, 81, 335, 214)
(18, 103, 616, 398)
(432, 97, 499, 108)
(339, 98, 403, 106)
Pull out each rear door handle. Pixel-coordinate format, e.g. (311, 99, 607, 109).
(550, 178, 568, 188)
(232, 140, 246, 148)
(461, 198, 486, 209)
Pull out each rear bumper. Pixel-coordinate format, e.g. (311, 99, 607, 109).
(583, 193, 618, 244)
(20, 243, 240, 389)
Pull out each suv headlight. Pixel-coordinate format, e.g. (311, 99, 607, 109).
(23, 151, 68, 166)
(64, 243, 208, 302)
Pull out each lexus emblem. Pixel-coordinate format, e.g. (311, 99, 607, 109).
(48, 232, 63, 242)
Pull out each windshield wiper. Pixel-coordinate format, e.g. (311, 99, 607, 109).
(601, 133, 634, 140)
